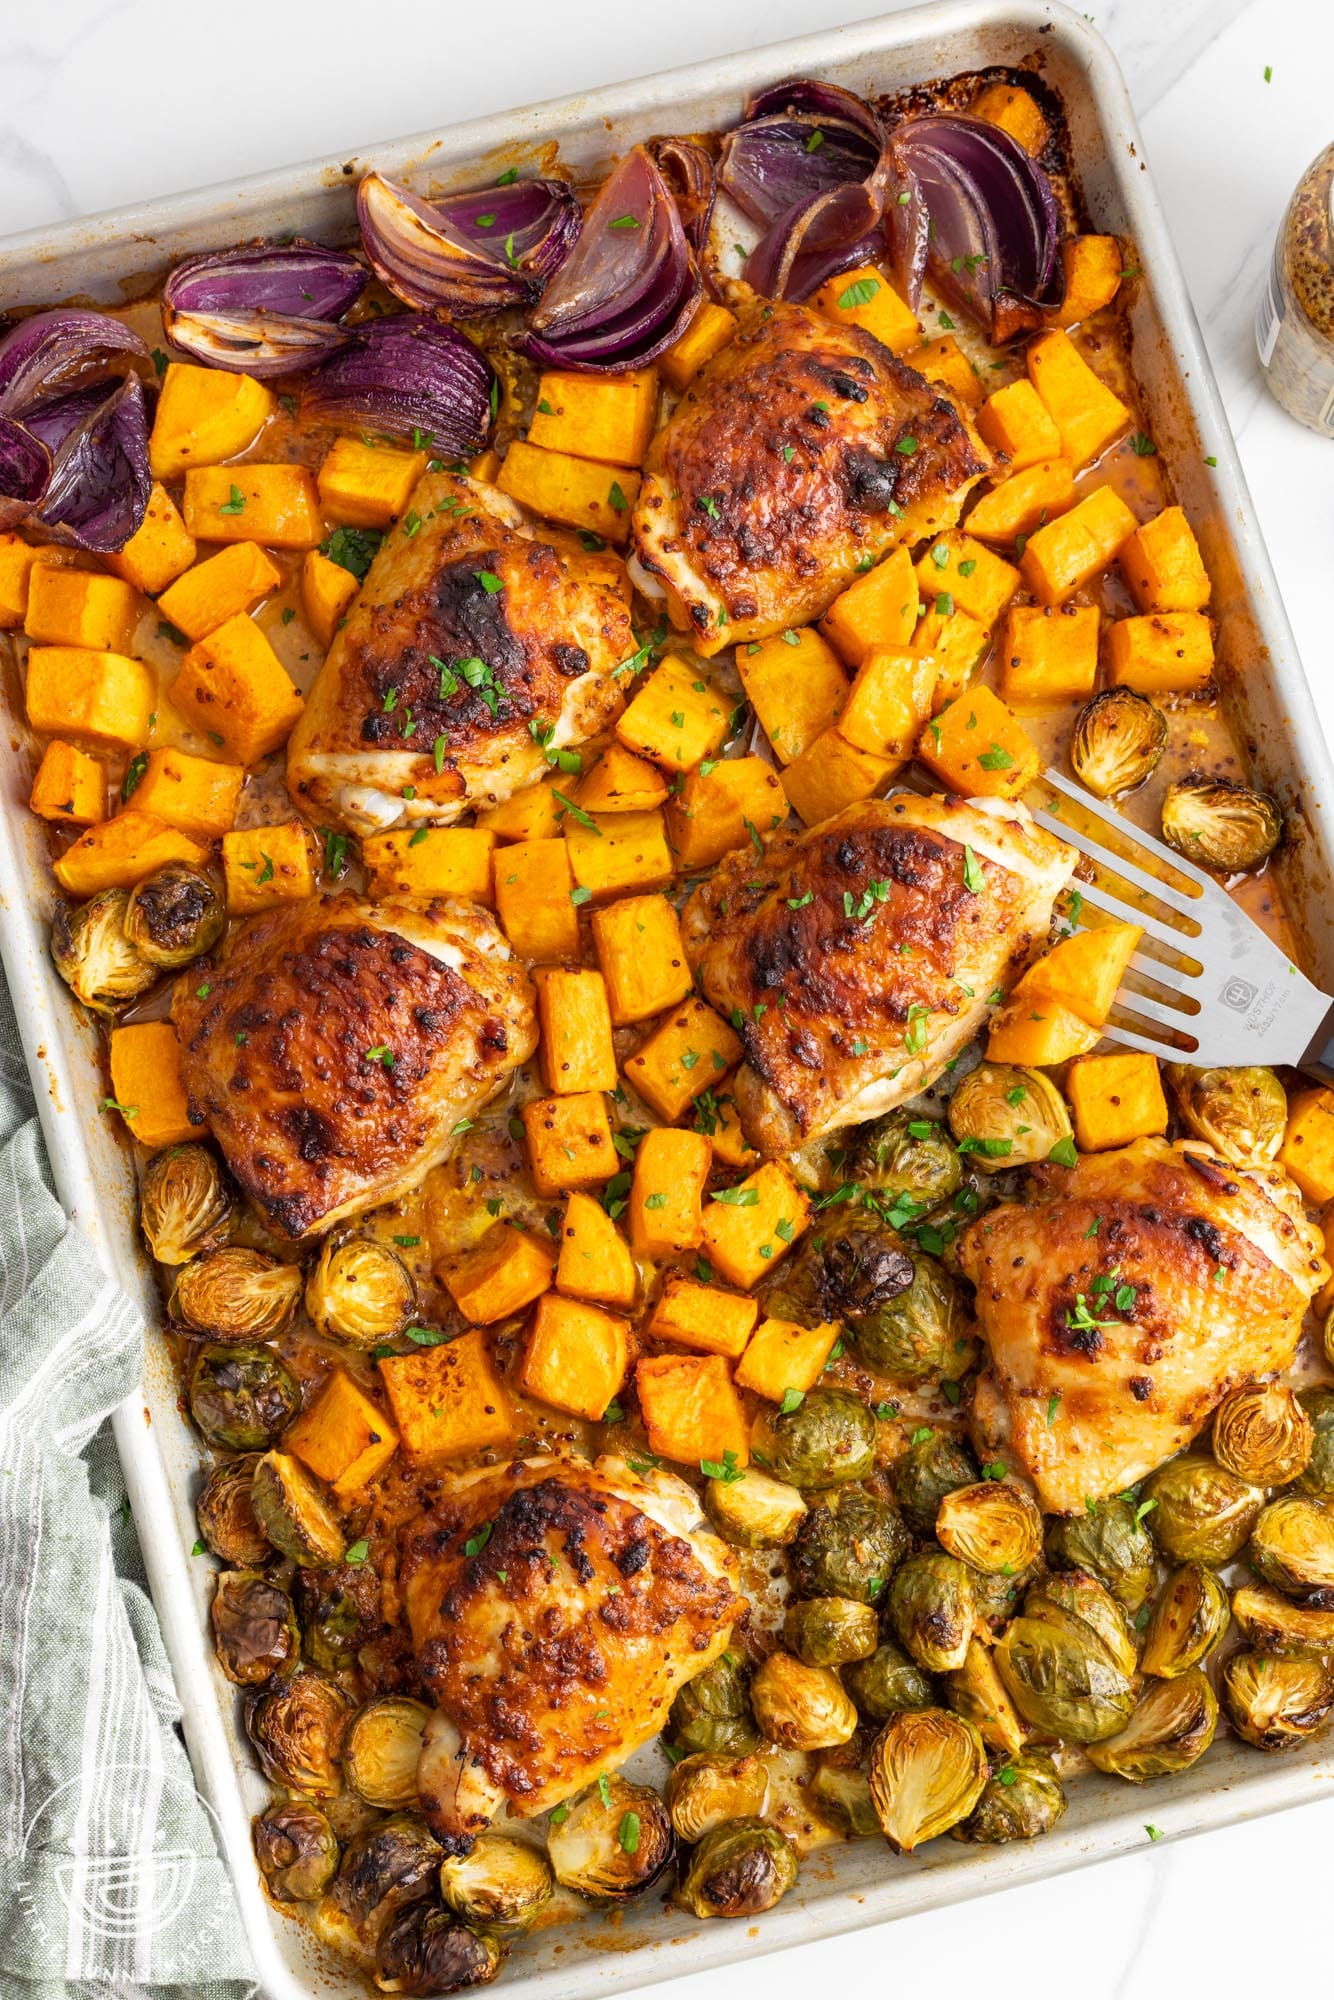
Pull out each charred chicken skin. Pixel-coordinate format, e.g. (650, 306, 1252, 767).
(632, 299, 989, 654)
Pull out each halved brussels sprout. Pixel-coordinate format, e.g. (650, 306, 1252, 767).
(667, 1652, 758, 1759)
(1297, 1386, 1334, 1498)
(789, 1489, 910, 1605)
(945, 1638, 1027, 1759)
(189, 1343, 301, 1451)
(1025, 1570, 1138, 1678)
(373, 1902, 502, 1996)
(1142, 1453, 1265, 1566)
(936, 1479, 1043, 1576)
(1248, 1494, 1334, 1600)
(546, 1776, 674, 1903)
(1044, 1495, 1156, 1611)
(295, 1561, 385, 1673)
(844, 1640, 936, 1722)
(664, 1752, 769, 1842)
(1139, 1563, 1230, 1679)
(1230, 1582, 1334, 1657)
(1070, 686, 1167, 799)
(957, 1749, 1068, 1847)
(306, 1236, 415, 1348)
(868, 1707, 987, 1851)
(253, 1798, 340, 1903)
(247, 1667, 353, 1797)
(173, 1246, 303, 1342)
(891, 1428, 978, 1537)
(1212, 1380, 1312, 1486)
(810, 1758, 881, 1838)
(844, 1249, 969, 1385)
(251, 1451, 345, 1567)
(1160, 777, 1282, 874)
(124, 862, 226, 968)
(947, 1063, 1073, 1171)
(196, 1454, 270, 1567)
(51, 889, 157, 1012)
(752, 1388, 876, 1489)
(995, 1582, 1137, 1745)
(1086, 1668, 1218, 1780)
(439, 1834, 554, 1935)
(675, 1818, 797, 1920)
(783, 1595, 879, 1668)
(971, 1563, 1031, 1638)
(211, 1568, 299, 1685)
(1220, 1649, 1334, 1749)
(766, 1216, 912, 1355)
(140, 1144, 232, 1266)
(705, 1466, 806, 1549)
(887, 1550, 976, 1674)
(847, 1110, 963, 1210)
(750, 1650, 858, 1750)
(344, 1697, 430, 1809)
(313, 1815, 443, 1966)
(1165, 1064, 1287, 1165)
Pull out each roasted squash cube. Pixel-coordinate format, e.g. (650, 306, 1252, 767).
(1106, 611, 1214, 693)
(574, 745, 668, 814)
(529, 367, 659, 467)
(916, 685, 1039, 799)
(910, 605, 989, 708)
(284, 1366, 399, 1498)
(615, 654, 729, 772)
(317, 436, 427, 527)
(624, 997, 742, 1122)
(0, 539, 70, 627)
(158, 542, 284, 643)
(556, 1192, 637, 1309)
(54, 811, 207, 897)
(301, 549, 360, 649)
(493, 837, 581, 957)
(536, 967, 617, 1095)
(972, 80, 1048, 155)
(378, 1330, 516, 1465)
(148, 362, 274, 479)
(26, 646, 154, 750)
(904, 335, 982, 408)
(967, 459, 1075, 544)
(985, 996, 1099, 1066)
(780, 726, 896, 825)
(522, 1091, 619, 1196)
(660, 302, 738, 390)
(477, 777, 563, 843)
(695, 1091, 759, 1170)
(700, 1162, 809, 1291)
(1055, 236, 1123, 329)
(565, 807, 673, 901)
(739, 627, 849, 763)
(29, 740, 105, 826)
(735, 1315, 840, 1401)
(107, 1019, 200, 1148)
(1017, 919, 1142, 1028)
(589, 893, 692, 1024)
(25, 566, 139, 653)
(183, 464, 323, 549)
(837, 648, 937, 760)
(818, 545, 917, 667)
(1280, 1089, 1334, 1206)
(172, 614, 303, 763)
(222, 821, 316, 915)
(1118, 506, 1211, 612)
(637, 1352, 749, 1470)
(1066, 1051, 1168, 1151)
(629, 1127, 712, 1259)
(813, 265, 919, 355)
(916, 533, 1019, 627)
(440, 1220, 556, 1324)
(1020, 486, 1138, 605)
(520, 1291, 630, 1422)
(667, 756, 787, 871)
(1027, 330, 1130, 469)
(132, 746, 243, 838)
(975, 378, 1064, 473)
(999, 603, 1100, 705)
(498, 440, 639, 544)
(363, 826, 496, 903)
(648, 1275, 759, 1360)
(106, 481, 196, 595)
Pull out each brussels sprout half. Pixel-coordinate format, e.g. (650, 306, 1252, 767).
(1142, 1454, 1265, 1566)
(945, 1638, 1027, 1759)
(124, 862, 226, 968)
(1297, 1386, 1334, 1498)
(246, 1667, 353, 1796)
(887, 1549, 976, 1674)
(845, 1250, 969, 1385)
(936, 1479, 1043, 1576)
(953, 1749, 1067, 1845)
(752, 1388, 876, 1490)
(1070, 686, 1166, 799)
(704, 1466, 806, 1548)
(667, 1651, 759, 1758)
(789, 1489, 910, 1605)
(1139, 1563, 1230, 1679)
(253, 1798, 340, 1903)
(664, 1752, 769, 1842)
(295, 1560, 385, 1672)
(843, 1640, 936, 1723)
(810, 1758, 881, 1838)
(313, 1814, 443, 1963)
(751, 1650, 858, 1751)
(374, 1902, 502, 1996)
(439, 1833, 554, 1935)
(783, 1595, 880, 1668)
(1211, 1380, 1312, 1487)
(1025, 1570, 1139, 1677)
(546, 1776, 674, 1903)
(305, 1236, 416, 1348)
(211, 1568, 299, 1685)
(196, 1455, 271, 1567)
(140, 1144, 232, 1266)
(995, 1578, 1137, 1746)
(676, 1818, 798, 1920)
(173, 1247, 303, 1343)
(1160, 777, 1281, 874)
(1086, 1669, 1218, 1781)
(1248, 1494, 1334, 1600)
(1230, 1582, 1334, 1657)
(948, 1063, 1073, 1171)
(251, 1452, 346, 1568)
(1220, 1649, 1334, 1749)
(846, 1109, 963, 1209)
(868, 1707, 988, 1851)
(189, 1343, 301, 1452)
(51, 889, 158, 1012)
(344, 1697, 431, 1809)
(1165, 1065, 1287, 1166)
(1044, 1494, 1156, 1611)
(891, 1428, 979, 1537)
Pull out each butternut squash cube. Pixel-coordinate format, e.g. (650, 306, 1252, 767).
(700, 1161, 809, 1291)
(522, 1091, 618, 1196)
(556, 1192, 637, 1309)
(905, 335, 983, 408)
(574, 745, 668, 813)
(636, 1352, 749, 1470)
(172, 613, 303, 763)
(628, 1127, 712, 1259)
(529, 367, 659, 468)
(148, 362, 274, 479)
(131, 746, 243, 838)
(183, 464, 323, 549)
(378, 1330, 516, 1465)
(498, 439, 639, 543)
(317, 436, 427, 527)
(624, 998, 742, 1122)
(284, 1366, 398, 1498)
(589, 893, 692, 1024)
(470, 447, 501, 482)
(818, 544, 918, 667)
(1017, 918, 1142, 1027)
(695, 1091, 759, 1170)
(107, 1019, 199, 1148)
(536, 967, 617, 1095)
(0, 537, 58, 627)
(158, 542, 284, 643)
(25, 565, 139, 653)
(999, 603, 1100, 705)
(363, 826, 496, 903)
(910, 605, 990, 707)
(222, 821, 317, 915)
(738, 627, 848, 763)
(813, 265, 919, 355)
(29, 740, 105, 826)
(1119, 506, 1211, 612)
(976, 378, 1064, 472)
(972, 80, 1048, 156)
(1027, 330, 1131, 469)
(105, 481, 196, 595)
(1280, 1089, 1334, 1206)
(615, 654, 729, 772)
(1020, 485, 1138, 605)
(735, 1315, 840, 1401)
(440, 1220, 556, 1324)
(1066, 1051, 1168, 1151)
(565, 807, 673, 902)
(520, 1291, 630, 1422)
(26, 646, 154, 750)
(837, 648, 937, 760)
(301, 548, 361, 648)
(916, 533, 1019, 627)
(492, 836, 580, 958)
(54, 811, 207, 896)
(1106, 611, 1214, 694)
(1055, 236, 1123, 329)
(967, 459, 1075, 544)
(660, 302, 739, 391)
(648, 1275, 759, 1360)
(985, 996, 1100, 1066)
(780, 726, 896, 826)
(916, 685, 1039, 800)
(667, 756, 787, 871)
(477, 776, 564, 843)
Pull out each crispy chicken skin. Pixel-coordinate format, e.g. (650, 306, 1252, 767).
(287, 473, 633, 834)
(632, 300, 989, 654)
(681, 793, 1077, 1156)
(960, 1139, 1329, 1513)
(172, 893, 535, 1238)
(401, 1455, 741, 1845)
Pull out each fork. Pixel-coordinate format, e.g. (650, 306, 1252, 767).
(1028, 766, 1334, 1080)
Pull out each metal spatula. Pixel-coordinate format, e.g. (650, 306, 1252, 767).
(1029, 767, 1334, 1081)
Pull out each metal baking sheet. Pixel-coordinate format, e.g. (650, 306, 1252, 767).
(1, 3, 1332, 1994)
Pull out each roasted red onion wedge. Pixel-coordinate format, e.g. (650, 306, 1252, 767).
(161, 240, 367, 376)
(0, 310, 151, 548)
(301, 314, 495, 456)
(358, 171, 580, 315)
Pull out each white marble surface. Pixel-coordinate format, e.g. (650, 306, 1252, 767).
(4, 1, 1334, 1995)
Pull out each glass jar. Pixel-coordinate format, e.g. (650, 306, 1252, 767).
(1257, 143, 1334, 434)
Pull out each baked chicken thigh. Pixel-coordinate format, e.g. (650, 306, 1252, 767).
(681, 792, 1077, 1156)
(960, 1138, 1329, 1513)
(287, 473, 633, 834)
(632, 300, 989, 653)
(401, 1455, 742, 1846)
(173, 893, 535, 1237)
